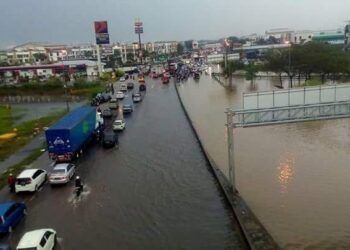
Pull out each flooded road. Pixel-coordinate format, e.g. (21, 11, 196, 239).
(0, 78, 247, 249)
(177, 73, 350, 249)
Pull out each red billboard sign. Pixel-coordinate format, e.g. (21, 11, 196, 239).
(94, 21, 108, 34)
(94, 21, 109, 44)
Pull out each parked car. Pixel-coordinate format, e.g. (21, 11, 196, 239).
(120, 83, 127, 92)
(49, 163, 75, 185)
(119, 77, 126, 82)
(17, 229, 57, 250)
(15, 169, 47, 193)
(113, 119, 126, 131)
(102, 131, 118, 148)
(132, 93, 142, 103)
(116, 91, 125, 100)
(139, 84, 146, 92)
(127, 82, 134, 89)
(102, 109, 112, 118)
(122, 104, 133, 114)
(0, 202, 26, 233)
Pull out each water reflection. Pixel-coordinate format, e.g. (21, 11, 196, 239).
(277, 153, 295, 198)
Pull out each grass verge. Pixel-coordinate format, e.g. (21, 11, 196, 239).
(0, 110, 67, 162)
(0, 105, 13, 134)
(0, 148, 44, 190)
(0, 80, 108, 97)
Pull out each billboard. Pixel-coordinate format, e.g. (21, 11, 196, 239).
(94, 21, 109, 44)
(134, 20, 143, 34)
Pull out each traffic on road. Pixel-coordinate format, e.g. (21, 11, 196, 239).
(0, 69, 246, 249)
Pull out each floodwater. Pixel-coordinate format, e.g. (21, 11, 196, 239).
(0, 78, 247, 249)
(177, 72, 350, 249)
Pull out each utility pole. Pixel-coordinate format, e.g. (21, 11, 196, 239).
(226, 110, 236, 192)
(224, 38, 230, 69)
(96, 44, 103, 77)
(64, 84, 70, 112)
(134, 18, 144, 64)
(285, 41, 292, 88)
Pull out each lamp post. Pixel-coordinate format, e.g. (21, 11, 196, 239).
(224, 38, 230, 68)
(285, 41, 292, 88)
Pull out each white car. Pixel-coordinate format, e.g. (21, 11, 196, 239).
(132, 93, 142, 103)
(49, 163, 75, 185)
(113, 119, 126, 131)
(17, 228, 57, 250)
(15, 169, 47, 193)
(119, 77, 126, 82)
(120, 83, 127, 92)
(116, 91, 125, 99)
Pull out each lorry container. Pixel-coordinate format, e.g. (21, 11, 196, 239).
(45, 106, 96, 162)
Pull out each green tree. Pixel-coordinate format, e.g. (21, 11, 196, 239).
(245, 63, 258, 84)
(221, 60, 244, 85)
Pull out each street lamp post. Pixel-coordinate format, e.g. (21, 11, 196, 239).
(224, 39, 230, 69)
(285, 41, 292, 88)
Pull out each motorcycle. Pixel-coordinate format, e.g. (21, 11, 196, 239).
(75, 185, 83, 197)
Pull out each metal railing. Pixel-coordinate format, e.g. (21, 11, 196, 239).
(230, 101, 350, 128)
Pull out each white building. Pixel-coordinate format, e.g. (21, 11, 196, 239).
(207, 53, 240, 64)
(265, 28, 294, 43)
(7, 43, 47, 64)
(192, 40, 199, 50)
(59, 60, 105, 76)
(291, 31, 313, 44)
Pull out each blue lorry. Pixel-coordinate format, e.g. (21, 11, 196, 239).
(45, 106, 97, 162)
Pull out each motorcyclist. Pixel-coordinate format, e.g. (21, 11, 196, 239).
(75, 176, 83, 191)
(7, 173, 15, 192)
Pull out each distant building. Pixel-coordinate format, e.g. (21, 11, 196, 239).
(312, 29, 344, 45)
(0, 50, 7, 64)
(192, 40, 199, 50)
(345, 24, 350, 51)
(291, 31, 313, 44)
(0, 60, 104, 83)
(6, 42, 47, 64)
(207, 53, 239, 64)
(265, 28, 294, 43)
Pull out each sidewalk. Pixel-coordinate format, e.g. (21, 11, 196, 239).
(0, 133, 46, 173)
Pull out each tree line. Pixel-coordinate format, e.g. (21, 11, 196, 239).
(221, 42, 350, 88)
(265, 42, 350, 87)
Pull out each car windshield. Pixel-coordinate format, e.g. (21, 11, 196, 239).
(115, 121, 122, 125)
(52, 169, 65, 174)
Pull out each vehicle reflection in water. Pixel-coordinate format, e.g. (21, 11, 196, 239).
(277, 153, 295, 197)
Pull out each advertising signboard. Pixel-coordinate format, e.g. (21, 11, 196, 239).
(94, 21, 110, 44)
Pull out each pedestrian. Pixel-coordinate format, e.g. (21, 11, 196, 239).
(7, 173, 15, 192)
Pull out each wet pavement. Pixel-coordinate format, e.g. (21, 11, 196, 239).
(0, 77, 247, 249)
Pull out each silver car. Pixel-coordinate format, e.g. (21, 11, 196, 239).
(49, 163, 75, 185)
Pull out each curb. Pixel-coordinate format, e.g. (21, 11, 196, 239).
(173, 81, 280, 250)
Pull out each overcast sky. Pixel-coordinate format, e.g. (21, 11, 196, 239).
(0, 0, 350, 48)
